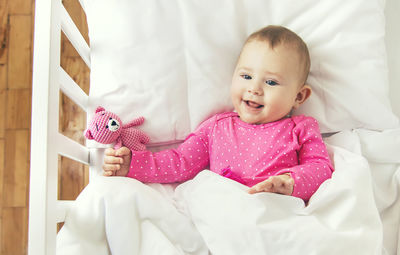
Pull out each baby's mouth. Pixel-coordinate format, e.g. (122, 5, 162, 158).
(244, 100, 264, 109)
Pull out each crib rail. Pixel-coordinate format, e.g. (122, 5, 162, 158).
(29, 0, 90, 254)
(60, 3, 91, 67)
(59, 67, 89, 111)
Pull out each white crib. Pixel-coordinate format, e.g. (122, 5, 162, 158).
(29, 0, 91, 254)
(29, 0, 400, 254)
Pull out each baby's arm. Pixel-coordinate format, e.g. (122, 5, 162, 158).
(276, 116, 334, 200)
(127, 134, 209, 183)
(103, 147, 132, 176)
(102, 139, 209, 182)
(102, 115, 215, 182)
(125, 115, 215, 183)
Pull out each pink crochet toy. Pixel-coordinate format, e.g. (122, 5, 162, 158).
(84, 106, 150, 151)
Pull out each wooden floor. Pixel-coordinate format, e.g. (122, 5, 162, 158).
(0, 0, 89, 254)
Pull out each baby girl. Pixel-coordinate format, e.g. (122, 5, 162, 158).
(102, 25, 334, 201)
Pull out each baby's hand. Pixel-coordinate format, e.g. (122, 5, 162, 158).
(248, 174, 294, 196)
(103, 147, 132, 177)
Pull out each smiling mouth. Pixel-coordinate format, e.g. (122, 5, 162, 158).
(244, 100, 264, 109)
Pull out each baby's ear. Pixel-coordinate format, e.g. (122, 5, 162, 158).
(293, 85, 312, 109)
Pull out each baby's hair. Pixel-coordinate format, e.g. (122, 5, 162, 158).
(246, 25, 311, 85)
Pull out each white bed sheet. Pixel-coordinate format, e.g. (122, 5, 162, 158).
(57, 128, 400, 255)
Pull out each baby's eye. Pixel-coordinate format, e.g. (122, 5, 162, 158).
(241, 74, 252, 80)
(265, 80, 278, 86)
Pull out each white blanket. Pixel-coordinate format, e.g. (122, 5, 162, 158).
(57, 128, 400, 255)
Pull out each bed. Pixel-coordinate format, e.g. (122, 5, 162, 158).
(29, 0, 400, 254)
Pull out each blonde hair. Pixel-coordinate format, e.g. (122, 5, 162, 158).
(246, 25, 311, 85)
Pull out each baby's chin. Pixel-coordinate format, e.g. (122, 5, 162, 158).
(238, 112, 289, 125)
(239, 115, 268, 125)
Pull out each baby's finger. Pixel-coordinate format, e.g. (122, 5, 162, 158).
(260, 179, 274, 192)
(103, 170, 114, 176)
(102, 163, 120, 172)
(104, 155, 123, 164)
(115, 146, 131, 156)
(248, 180, 272, 194)
(105, 147, 116, 156)
(270, 176, 284, 189)
(248, 186, 258, 194)
(248, 183, 262, 194)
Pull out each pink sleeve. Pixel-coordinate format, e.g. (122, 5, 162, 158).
(276, 116, 334, 201)
(126, 115, 216, 183)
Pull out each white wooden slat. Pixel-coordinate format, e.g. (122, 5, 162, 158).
(59, 66, 89, 111)
(29, 0, 62, 254)
(60, 4, 91, 68)
(57, 133, 90, 165)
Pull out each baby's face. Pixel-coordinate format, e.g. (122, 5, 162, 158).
(231, 40, 306, 124)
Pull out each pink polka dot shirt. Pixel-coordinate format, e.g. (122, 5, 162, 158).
(127, 112, 334, 201)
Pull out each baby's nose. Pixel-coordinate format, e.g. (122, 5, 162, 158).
(248, 86, 262, 95)
(247, 81, 263, 95)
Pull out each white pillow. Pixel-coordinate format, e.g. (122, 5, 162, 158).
(385, 0, 400, 118)
(82, 0, 399, 145)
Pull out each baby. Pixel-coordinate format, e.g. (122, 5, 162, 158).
(102, 25, 334, 201)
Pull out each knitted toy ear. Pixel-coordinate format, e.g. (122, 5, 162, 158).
(84, 129, 94, 140)
(95, 106, 105, 113)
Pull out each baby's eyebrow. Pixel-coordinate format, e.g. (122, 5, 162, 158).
(263, 70, 283, 79)
(237, 67, 252, 73)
